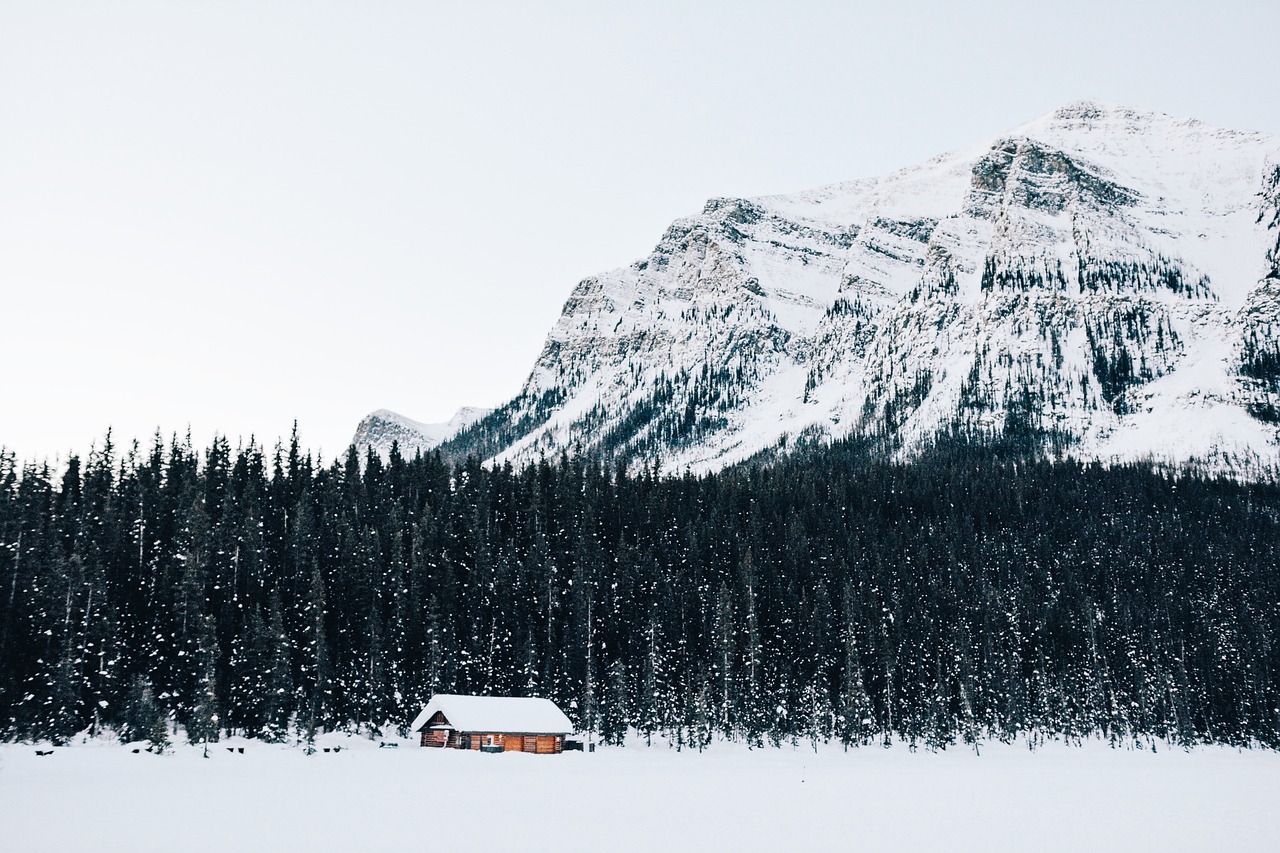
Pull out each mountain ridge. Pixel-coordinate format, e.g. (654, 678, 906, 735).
(358, 102, 1280, 475)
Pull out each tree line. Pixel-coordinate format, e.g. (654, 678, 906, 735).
(1, 429, 1277, 750)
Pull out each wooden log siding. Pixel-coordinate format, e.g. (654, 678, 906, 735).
(420, 729, 448, 748)
(415, 728, 565, 753)
(431, 732, 564, 753)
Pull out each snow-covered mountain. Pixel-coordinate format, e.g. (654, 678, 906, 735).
(365, 101, 1280, 474)
(352, 406, 491, 459)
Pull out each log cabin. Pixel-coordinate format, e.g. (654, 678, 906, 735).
(409, 694, 574, 754)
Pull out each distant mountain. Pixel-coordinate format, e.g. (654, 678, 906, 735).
(364, 102, 1280, 475)
(352, 406, 491, 459)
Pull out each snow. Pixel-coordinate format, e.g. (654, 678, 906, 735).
(408, 694, 574, 734)
(3, 735, 1278, 852)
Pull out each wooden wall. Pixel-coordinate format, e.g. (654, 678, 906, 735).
(416, 728, 564, 753)
(451, 733, 563, 753)
(420, 729, 448, 747)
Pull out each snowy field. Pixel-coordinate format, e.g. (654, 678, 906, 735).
(3, 734, 1278, 852)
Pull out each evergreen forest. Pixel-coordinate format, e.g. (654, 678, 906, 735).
(1, 430, 1277, 750)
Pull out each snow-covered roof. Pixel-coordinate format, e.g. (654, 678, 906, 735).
(409, 694, 574, 735)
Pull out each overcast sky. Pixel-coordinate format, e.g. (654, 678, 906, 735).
(2, 0, 1278, 464)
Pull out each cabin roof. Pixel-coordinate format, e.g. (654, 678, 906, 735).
(409, 693, 574, 735)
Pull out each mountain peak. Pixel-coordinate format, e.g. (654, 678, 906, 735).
(1050, 98, 1138, 119)
(1014, 99, 1274, 150)
(352, 405, 492, 460)
(1015, 100, 1185, 141)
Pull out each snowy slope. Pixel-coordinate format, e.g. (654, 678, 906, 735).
(5, 736, 1280, 853)
(376, 102, 1280, 474)
(351, 406, 491, 460)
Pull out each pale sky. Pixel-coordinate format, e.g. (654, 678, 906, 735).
(3, 0, 1278, 464)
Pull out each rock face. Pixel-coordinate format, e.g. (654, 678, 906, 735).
(352, 406, 491, 460)
(386, 102, 1280, 474)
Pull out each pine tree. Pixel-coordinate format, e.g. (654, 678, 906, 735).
(187, 615, 219, 750)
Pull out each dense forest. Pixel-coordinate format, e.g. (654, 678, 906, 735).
(1, 430, 1277, 750)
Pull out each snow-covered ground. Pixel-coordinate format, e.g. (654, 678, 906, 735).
(3, 734, 1278, 852)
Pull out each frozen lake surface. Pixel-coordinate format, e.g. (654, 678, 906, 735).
(3, 733, 1278, 852)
